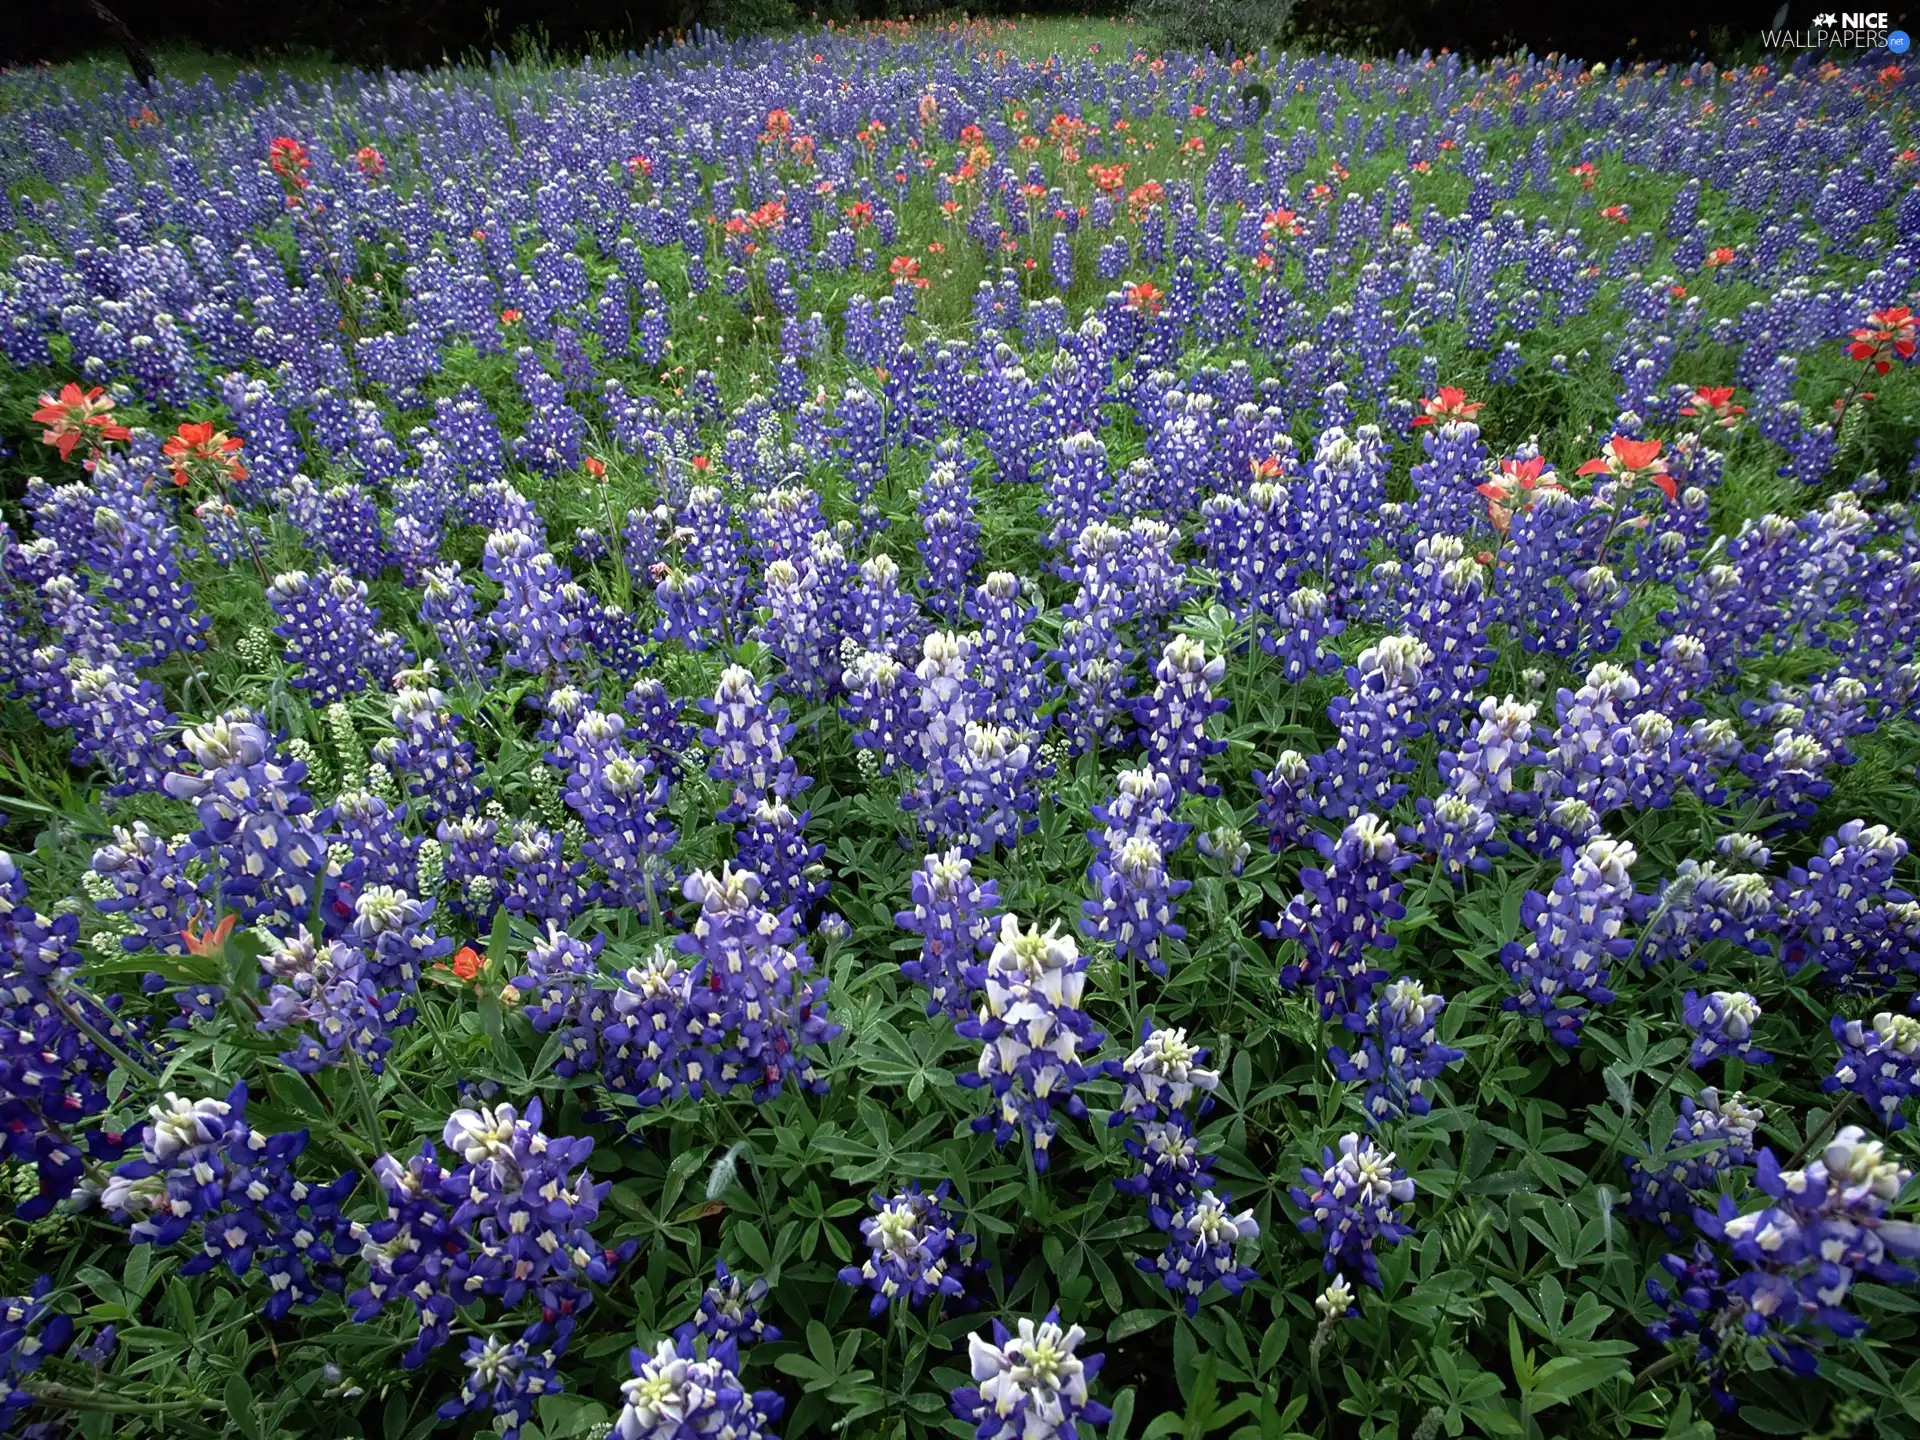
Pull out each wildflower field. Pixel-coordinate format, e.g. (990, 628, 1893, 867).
(3, 15, 1920, 1439)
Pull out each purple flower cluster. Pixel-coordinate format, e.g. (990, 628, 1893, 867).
(1291, 1133, 1416, 1290)
(347, 1098, 632, 1368)
(1273, 816, 1413, 1025)
(1107, 1022, 1257, 1315)
(1624, 1088, 1764, 1234)
(957, 915, 1105, 1170)
(104, 1083, 355, 1320)
(838, 1181, 976, 1313)
(618, 1336, 783, 1440)
(1330, 978, 1465, 1123)
(896, 849, 1002, 1020)
(1501, 836, 1637, 1046)
(1826, 1011, 1920, 1129)
(1682, 990, 1771, 1069)
(951, 1311, 1111, 1440)
(1687, 1128, 1920, 1379)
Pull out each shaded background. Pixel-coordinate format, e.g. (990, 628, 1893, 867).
(3, 0, 1906, 74)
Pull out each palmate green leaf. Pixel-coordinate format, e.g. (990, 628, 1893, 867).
(1522, 1354, 1628, 1409)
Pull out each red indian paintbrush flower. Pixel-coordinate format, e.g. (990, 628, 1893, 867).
(1261, 206, 1303, 238)
(1475, 455, 1563, 533)
(162, 421, 247, 489)
(1125, 280, 1164, 315)
(1576, 434, 1675, 501)
(31, 383, 130, 461)
(181, 911, 237, 958)
(1847, 306, 1917, 374)
(354, 145, 385, 177)
(1679, 385, 1746, 429)
(268, 136, 311, 189)
(1411, 386, 1483, 427)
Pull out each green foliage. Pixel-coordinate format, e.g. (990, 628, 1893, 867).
(2, 15, 1920, 1440)
(1132, 0, 1296, 58)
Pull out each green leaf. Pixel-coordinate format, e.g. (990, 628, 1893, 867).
(1109, 1386, 1137, 1440)
(225, 1371, 262, 1440)
(1739, 1408, 1812, 1435)
(1108, 1309, 1173, 1343)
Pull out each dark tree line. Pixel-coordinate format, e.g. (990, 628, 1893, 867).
(4, 0, 1888, 78)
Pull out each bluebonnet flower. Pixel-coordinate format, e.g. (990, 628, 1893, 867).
(164, 714, 328, 928)
(1274, 816, 1412, 1026)
(268, 569, 377, 704)
(1262, 586, 1344, 683)
(438, 1331, 560, 1440)
(897, 849, 1002, 1021)
(351, 1098, 631, 1366)
(1330, 978, 1465, 1123)
(88, 822, 198, 955)
(917, 711, 1047, 858)
(594, 945, 697, 1105)
(1313, 636, 1432, 822)
(554, 709, 677, 916)
(1195, 825, 1250, 876)
(1147, 1192, 1261, 1316)
(1135, 636, 1228, 796)
(1252, 749, 1313, 852)
(419, 565, 493, 684)
(759, 556, 840, 701)
(968, 573, 1055, 730)
(838, 1182, 976, 1314)
(1738, 727, 1835, 832)
(483, 531, 586, 678)
(701, 666, 805, 821)
(951, 1311, 1111, 1440)
(675, 1261, 781, 1348)
(1083, 832, 1189, 978)
(736, 795, 827, 920)
(1291, 1133, 1415, 1289)
(1043, 431, 1115, 551)
(0, 1276, 77, 1431)
(842, 650, 920, 776)
(387, 685, 488, 827)
(1440, 695, 1544, 815)
(254, 911, 391, 1054)
(1624, 1089, 1764, 1233)
(853, 554, 922, 660)
(957, 915, 1106, 1170)
(623, 677, 693, 765)
(1501, 837, 1637, 1046)
(1105, 1022, 1254, 1312)
(618, 1336, 783, 1440)
(677, 865, 839, 1102)
(1683, 991, 1771, 1069)
(501, 823, 590, 926)
(1111, 1023, 1220, 1127)
(1782, 821, 1915, 989)
(1694, 1127, 1920, 1377)
(1826, 1012, 1920, 1129)
(1405, 792, 1496, 882)
(919, 460, 981, 616)
(1633, 861, 1780, 970)
(103, 1083, 355, 1320)
(509, 923, 609, 1080)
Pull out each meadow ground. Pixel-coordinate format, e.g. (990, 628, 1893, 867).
(0, 17, 1919, 1440)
